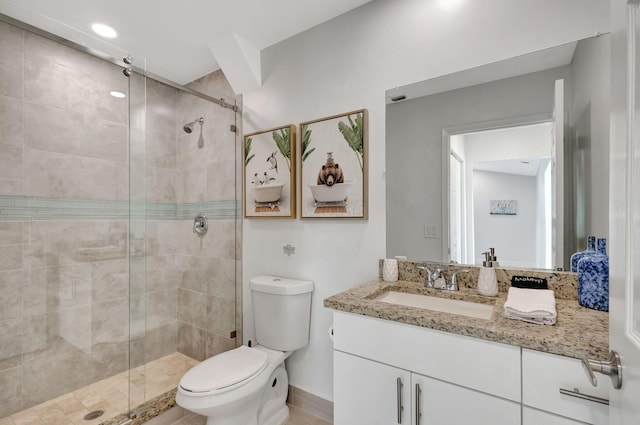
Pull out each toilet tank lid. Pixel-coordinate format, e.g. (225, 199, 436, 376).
(250, 275, 314, 295)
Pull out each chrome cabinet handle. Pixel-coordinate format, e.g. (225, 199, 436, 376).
(582, 350, 622, 389)
(396, 377, 403, 424)
(415, 383, 422, 425)
(559, 388, 609, 405)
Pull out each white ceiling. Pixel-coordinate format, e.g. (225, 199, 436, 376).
(473, 158, 547, 177)
(466, 123, 554, 177)
(0, 0, 373, 85)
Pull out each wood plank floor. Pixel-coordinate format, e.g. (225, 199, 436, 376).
(171, 405, 331, 425)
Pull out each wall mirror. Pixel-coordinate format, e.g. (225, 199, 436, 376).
(385, 34, 610, 270)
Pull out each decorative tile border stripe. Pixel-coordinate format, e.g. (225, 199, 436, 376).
(0, 196, 240, 221)
(176, 200, 238, 220)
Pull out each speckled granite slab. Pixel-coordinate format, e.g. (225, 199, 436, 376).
(324, 279, 609, 361)
(101, 389, 177, 425)
(379, 259, 580, 300)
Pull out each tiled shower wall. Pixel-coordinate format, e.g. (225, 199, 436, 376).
(0, 19, 240, 418)
(143, 73, 240, 362)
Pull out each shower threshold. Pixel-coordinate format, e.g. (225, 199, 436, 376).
(1, 353, 198, 425)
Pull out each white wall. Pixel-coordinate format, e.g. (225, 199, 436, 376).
(241, 0, 608, 401)
(473, 170, 538, 267)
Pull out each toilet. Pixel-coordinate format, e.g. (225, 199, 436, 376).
(176, 275, 314, 425)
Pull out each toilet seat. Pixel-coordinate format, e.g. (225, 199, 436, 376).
(179, 346, 269, 395)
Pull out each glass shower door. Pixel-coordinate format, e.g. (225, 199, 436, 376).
(1, 14, 240, 425)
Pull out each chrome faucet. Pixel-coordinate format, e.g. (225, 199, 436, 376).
(447, 269, 470, 291)
(416, 266, 443, 288)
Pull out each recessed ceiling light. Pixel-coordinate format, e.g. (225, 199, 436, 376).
(437, 0, 465, 11)
(109, 91, 126, 99)
(91, 23, 117, 38)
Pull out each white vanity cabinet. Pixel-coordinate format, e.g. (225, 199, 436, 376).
(333, 311, 521, 425)
(522, 349, 609, 425)
(334, 351, 520, 425)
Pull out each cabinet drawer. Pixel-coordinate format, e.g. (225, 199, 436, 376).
(333, 311, 521, 402)
(523, 407, 587, 425)
(522, 349, 609, 424)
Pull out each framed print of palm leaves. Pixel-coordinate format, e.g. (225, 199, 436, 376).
(299, 109, 368, 219)
(243, 124, 296, 218)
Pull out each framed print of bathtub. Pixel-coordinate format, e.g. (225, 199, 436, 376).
(243, 125, 296, 218)
(299, 109, 368, 219)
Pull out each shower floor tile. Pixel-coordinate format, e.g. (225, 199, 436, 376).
(1, 353, 198, 425)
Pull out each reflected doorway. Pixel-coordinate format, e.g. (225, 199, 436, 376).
(449, 151, 464, 263)
(449, 121, 554, 268)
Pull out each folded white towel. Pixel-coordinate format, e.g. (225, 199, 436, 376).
(503, 287, 557, 325)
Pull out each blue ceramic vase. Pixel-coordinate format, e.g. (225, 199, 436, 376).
(571, 235, 596, 272)
(577, 238, 609, 311)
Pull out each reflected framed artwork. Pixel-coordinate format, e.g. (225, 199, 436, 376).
(490, 200, 517, 215)
(243, 125, 296, 218)
(299, 109, 368, 219)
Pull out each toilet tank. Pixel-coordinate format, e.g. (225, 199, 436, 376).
(250, 275, 314, 351)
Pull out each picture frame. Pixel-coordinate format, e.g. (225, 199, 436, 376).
(243, 125, 296, 218)
(490, 200, 517, 215)
(299, 109, 368, 219)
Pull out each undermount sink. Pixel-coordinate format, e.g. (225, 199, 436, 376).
(374, 291, 494, 320)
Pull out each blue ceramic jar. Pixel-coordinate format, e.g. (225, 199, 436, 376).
(577, 238, 609, 311)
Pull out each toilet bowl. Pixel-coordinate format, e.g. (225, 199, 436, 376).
(176, 345, 290, 425)
(176, 276, 313, 425)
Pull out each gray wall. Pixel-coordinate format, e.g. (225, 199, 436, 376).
(386, 65, 571, 261)
(569, 35, 610, 252)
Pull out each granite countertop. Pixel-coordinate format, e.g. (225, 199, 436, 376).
(324, 279, 609, 361)
(101, 389, 177, 425)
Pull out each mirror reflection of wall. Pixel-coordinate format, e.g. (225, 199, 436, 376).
(386, 34, 609, 270)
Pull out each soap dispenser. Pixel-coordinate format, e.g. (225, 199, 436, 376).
(477, 251, 498, 296)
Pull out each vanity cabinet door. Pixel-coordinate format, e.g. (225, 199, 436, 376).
(334, 350, 411, 425)
(411, 373, 520, 425)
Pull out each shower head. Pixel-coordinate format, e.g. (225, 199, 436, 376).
(183, 117, 204, 134)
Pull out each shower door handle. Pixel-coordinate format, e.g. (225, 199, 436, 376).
(193, 213, 208, 236)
